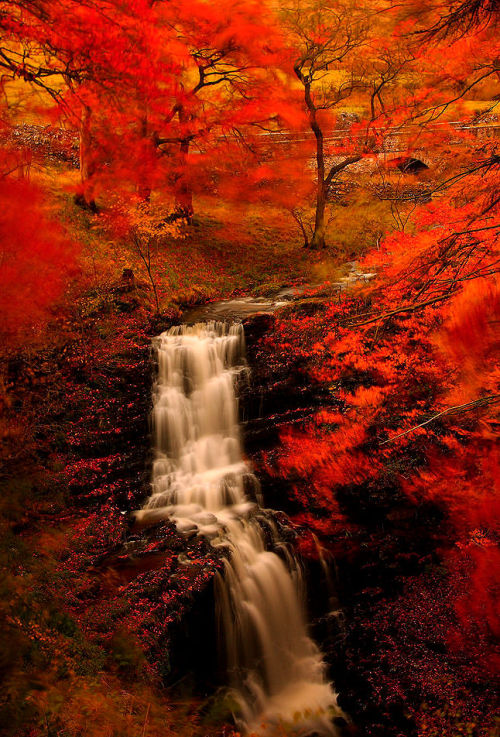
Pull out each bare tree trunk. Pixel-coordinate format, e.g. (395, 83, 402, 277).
(297, 72, 328, 249)
(137, 115, 152, 202)
(295, 61, 363, 249)
(290, 208, 310, 248)
(174, 137, 194, 221)
(311, 181, 327, 249)
(172, 105, 194, 221)
(76, 104, 98, 212)
(308, 82, 327, 249)
(133, 234, 160, 314)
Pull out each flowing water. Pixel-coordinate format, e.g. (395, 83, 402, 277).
(136, 321, 342, 735)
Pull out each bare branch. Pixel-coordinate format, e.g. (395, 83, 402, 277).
(380, 394, 500, 445)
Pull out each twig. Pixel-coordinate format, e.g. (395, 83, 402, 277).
(141, 703, 151, 737)
(351, 292, 455, 326)
(380, 394, 500, 445)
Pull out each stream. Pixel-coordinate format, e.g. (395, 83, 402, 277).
(135, 319, 343, 735)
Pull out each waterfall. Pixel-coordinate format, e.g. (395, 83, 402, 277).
(136, 321, 342, 735)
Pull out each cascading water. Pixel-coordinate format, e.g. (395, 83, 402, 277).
(135, 321, 343, 735)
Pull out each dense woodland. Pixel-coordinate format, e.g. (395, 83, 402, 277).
(0, 1, 498, 736)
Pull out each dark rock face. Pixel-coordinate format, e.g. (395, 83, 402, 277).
(241, 313, 329, 450)
(94, 518, 226, 691)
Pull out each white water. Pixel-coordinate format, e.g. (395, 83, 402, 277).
(136, 321, 342, 735)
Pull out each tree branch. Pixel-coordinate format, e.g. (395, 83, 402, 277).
(325, 155, 362, 188)
(380, 394, 500, 445)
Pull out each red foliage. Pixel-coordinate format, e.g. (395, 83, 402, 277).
(0, 0, 290, 211)
(261, 159, 499, 672)
(0, 170, 78, 350)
